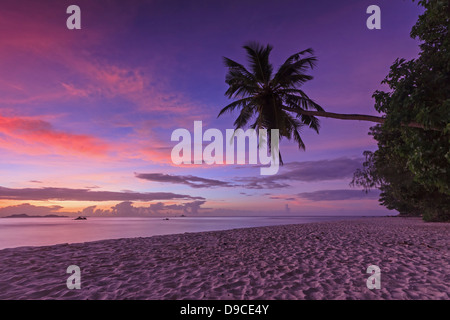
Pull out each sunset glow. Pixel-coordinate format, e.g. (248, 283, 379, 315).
(0, 0, 424, 217)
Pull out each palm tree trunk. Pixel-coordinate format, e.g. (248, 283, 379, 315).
(283, 107, 439, 131)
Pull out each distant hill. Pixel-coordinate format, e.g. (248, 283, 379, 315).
(2, 214, 69, 218)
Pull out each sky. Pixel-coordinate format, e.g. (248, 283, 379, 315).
(0, 0, 424, 217)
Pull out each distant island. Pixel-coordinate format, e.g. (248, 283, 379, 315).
(2, 214, 69, 218)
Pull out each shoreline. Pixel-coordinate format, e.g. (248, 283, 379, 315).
(0, 215, 377, 251)
(0, 217, 448, 300)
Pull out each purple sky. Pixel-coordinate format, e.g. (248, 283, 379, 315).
(0, 0, 424, 216)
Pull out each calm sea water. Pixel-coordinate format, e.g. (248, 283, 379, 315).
(0, 216, 356, 249)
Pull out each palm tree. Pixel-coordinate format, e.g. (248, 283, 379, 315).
(218, 42, 324, 163)
(218, 42, 434, 155)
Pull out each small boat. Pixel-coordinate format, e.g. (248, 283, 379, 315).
(74, 216, 87, 220)
(163, 218, 170, 220)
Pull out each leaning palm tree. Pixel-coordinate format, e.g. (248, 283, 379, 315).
(218, 42, 434, 156)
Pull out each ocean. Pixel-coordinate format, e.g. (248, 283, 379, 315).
(0, 215, 358, 249)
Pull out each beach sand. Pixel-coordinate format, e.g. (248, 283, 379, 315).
(0, 217, 448, 300)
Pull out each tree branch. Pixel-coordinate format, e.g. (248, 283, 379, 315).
(283, 107, 440, 131)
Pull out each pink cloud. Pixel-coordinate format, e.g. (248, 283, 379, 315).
(61, 61, 204, 116)
(0, 115, 109, 157)
(0, 186, 204, 202)
(0, 3, 204, 120)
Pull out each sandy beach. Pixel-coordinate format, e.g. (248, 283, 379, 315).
(0, 217, 448, 300)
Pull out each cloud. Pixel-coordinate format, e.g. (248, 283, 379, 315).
(0, 6, 205, 116)
(0, 115, 109, 157)
(80, 205, 97, 216)
(237, 179, 290, 190)
(135, 173, 234, 188)
(270, 196, 297, 201)
(81, 200, 207, 216)
(0, 203, 65, 217)
(236, 157, 363, 189)
(136, 157, 364, 191)
(180, 200, 206, 214)
(282, 158, 364, 181)
(0, 186, 204, 202)
(149, 200, 206, 214)
(61, 64, 146, 100)
(297, 189, 380, 201)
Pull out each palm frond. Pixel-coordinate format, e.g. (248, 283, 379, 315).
(233, 104, 255, 129)
(272, 48, 316, 87)
(282, 91, 324, 111)
(284, 48, 315, 66)
(223, 57, 256, 82)
(243, 42, 273, 84)
(299, 114, 320, 133)
(218, 97, 254, 118)
(224, 68, 259, 98)
(283, 112, 306, 150)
